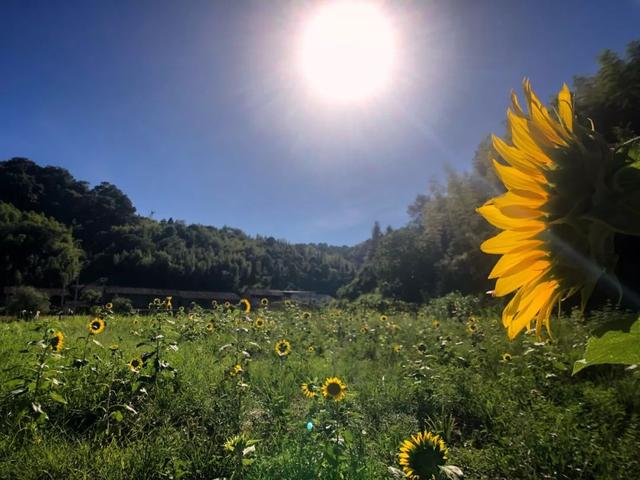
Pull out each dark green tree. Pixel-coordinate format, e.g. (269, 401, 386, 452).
(0, 202, 83, 289)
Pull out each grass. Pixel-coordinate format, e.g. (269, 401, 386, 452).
(0, 299, 638, 479)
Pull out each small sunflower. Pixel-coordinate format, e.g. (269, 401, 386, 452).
(206, 322, 214, 333)
(109, 343, 119, 351)
(165, 296, 173, 309)
(274, 339, 291, 357)
(128, 357, 144, 372)
(224, 301, 232, 310)
(302, 311, 311, 320)
(321, 376, 347, 402)
(50, 331, 64, 352)
(133, 318, 139, 326)
(380, 315, 388, 322)
(260, 298, 269, 306)
(502, 353, 513, 362)
(466, 323, 479, 334)
(87, 318, 106, 335)
(300, 382, 319, 399)
(392, 343, 403, 353)
(224, 433, 250, 454)
(254, 317, 265, 329)
(432, 320, 441, 329)
(360, 324, 369, 334)
(229, 363, 243, 377)
(105, 302, 113, 310)
(211, 299, 218, 308)
(398, 431, 449, 480)
(307, 345, 315, 353)
(240, 299, 251, 313)
(415, 343, 428, 354)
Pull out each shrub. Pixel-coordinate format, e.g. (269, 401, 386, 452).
(80, 288, 102, 306)
(110, 296, 134, 314)
(6, 286, 50, 317)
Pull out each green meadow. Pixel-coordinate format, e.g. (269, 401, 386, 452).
(1, 298, 638, 480)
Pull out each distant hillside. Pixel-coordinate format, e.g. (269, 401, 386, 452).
(0, 158, 367, 294)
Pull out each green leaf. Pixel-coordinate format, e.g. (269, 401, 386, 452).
(10, 387, 28, 396)
(573, 317, 640, 374)
(50, 391, 68, 405)
(111, 410, 124, 422)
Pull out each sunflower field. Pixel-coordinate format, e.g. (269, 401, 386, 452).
(0, 298, 638, 480)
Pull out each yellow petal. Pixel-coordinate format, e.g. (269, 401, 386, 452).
(492, 160, 546, 194)
(536, 288, 560, 337)
(557, 83, 573, 132)
(492, 135, 551, 173)
(497, 204, 542, 220)
(523, 79, 567, 147)
(477, 203, 545, 232)
(493, 261, 549, 297)
(480, 228, 544, 254)
(489, 250, 547, 278)
(508, 110, 551, 161)
(493, 191, 546, 211)
(510, 89, 525, 116)
(507, 280, 557, 338)
(502, 285, 527, 327)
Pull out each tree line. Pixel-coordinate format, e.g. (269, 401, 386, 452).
(0, 159, 364, 295)
(2, 41, 639, 303)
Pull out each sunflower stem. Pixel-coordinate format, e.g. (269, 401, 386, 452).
(614, 135, 640, 149)
(81, 333, 90, 364)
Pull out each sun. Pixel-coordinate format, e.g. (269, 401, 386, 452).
(298, 1, 396, 104)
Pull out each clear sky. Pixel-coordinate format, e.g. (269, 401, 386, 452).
(1, 0, 639, 245)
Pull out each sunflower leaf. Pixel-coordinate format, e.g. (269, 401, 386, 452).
(111, 410, 124, 423)
(573, 317, 640, 374)
(387, 466, 405, 478)
(49, 391, 67, 405)
(440, 465, 465, 479)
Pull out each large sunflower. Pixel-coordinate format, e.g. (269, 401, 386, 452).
(88, 318, 106, 335)
(478, 80, 639, 339)
(398, 431, 449, 480)
(321, 376, 347, 402)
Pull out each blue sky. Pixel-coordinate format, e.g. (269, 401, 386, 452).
(1, 0, 639, 245)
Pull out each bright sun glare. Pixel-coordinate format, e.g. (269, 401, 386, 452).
(298, 1, 396, 105)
